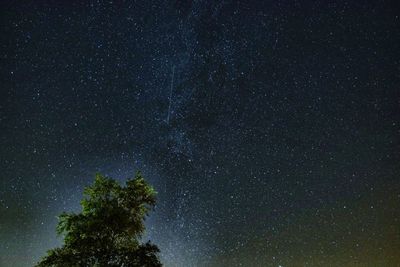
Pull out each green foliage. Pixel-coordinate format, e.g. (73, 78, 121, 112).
(36, 171, 162, 267)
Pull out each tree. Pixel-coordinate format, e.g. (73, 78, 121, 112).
(36, 171, 162, 267)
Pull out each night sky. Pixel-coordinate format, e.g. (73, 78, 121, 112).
(1, 1, 400, 266)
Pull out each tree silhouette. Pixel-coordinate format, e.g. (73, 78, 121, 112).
(36, 172, 162, 267)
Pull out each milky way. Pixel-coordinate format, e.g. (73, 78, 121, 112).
(1, 1, 399, 266)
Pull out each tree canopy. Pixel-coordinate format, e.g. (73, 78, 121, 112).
(36, 171, 162, 267)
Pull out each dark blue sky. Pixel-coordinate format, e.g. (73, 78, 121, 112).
(1, 1, 399, 266)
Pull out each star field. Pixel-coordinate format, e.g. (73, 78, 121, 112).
(1, 1, 399, 266)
